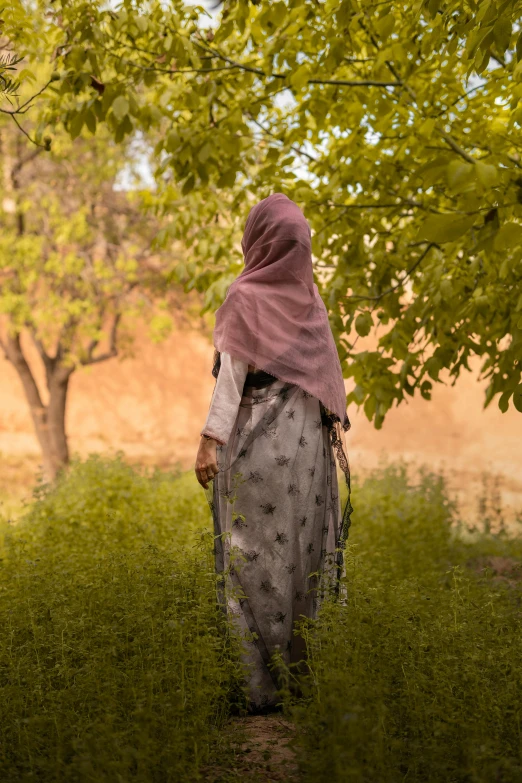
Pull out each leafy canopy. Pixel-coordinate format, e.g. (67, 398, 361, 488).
(3, 0, 522, 423)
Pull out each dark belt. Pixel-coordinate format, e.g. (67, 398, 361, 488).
(244, 369, 278, 389)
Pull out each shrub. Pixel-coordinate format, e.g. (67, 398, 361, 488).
(0, 455, 242, 782)
(289, 464, 522, 783)
(2, 455, 521, 782)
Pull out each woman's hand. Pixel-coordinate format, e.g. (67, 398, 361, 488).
(195, 436, 220, 489)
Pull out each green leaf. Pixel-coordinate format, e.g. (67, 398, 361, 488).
(363, 394, 376, 420)
(198, 142, 213, 163)
(517, 30, 522, 62)
(69, 112, 84, 140)
(414, 155, 451, 187)
(17, 68, 36, 83)
(499, 257, 511, 279)
(513, 385, 522, 413)
(85, 109, 96, 134)
(351, 384, 366, 404)
(493, 17, 511, 54)
(375, 13, 395, 39)
(478, 29, 494, 54)
(417, 213, 475, 243)
(355, 311, 373, 337)
(446, 160, 475, 190)
(136, 16, 148, 33)
(143, 70, 157, 87)
(426, 0, 441, 18)
(475, 160, 498, 188)
(289, 64, 310, 91)
(263, 1, 286, 29)
(447, 35, 458, 56)
(114, 113, 133, 144)
(425, 357, 442, 381)
(418, 117, 435, 139)
(420, 380, 432, 400)
(227, 107, 245, 130)
(493, 222, 522, 252)
(112, 95, 129, 122)
(440, 279, 452, 298)
(475, 48, 490, 75)
(498, 389, 512, 413)
(512, 327, 522, 347)
(182, 173, 195, 195)
(217, 168, 236, 188)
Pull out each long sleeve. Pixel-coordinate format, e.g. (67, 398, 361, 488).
(200, 351, 249, 445)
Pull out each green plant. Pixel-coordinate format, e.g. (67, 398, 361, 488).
(288, 464, 522, 782)
(0, 455, 244, 782)
(2, 455, 521, 781)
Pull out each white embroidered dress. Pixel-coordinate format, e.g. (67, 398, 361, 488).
(200, 351, 351, 711)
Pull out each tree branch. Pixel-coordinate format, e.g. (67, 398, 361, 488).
(85, 336, 100, 363)
(0, 78, 53, 115)
(434, 127, 476, 165)
(191, 36, 402, 88)
(80, 312, 121, 366)
(28, 322, 78, 385)
(433, 82, 485, 119)
(346, 243, 436, 302)
(308, 77, 401, 87)
(317, 196, 444, 215)
(98, 44, 242, 75)
(9, 113, 50, 149)
(3, 331, 46, 412)
(358, 17, 478, 166)
(246, 113, 317, 162)
(314, 200, 420, 209)
(29, 326, 54, 378)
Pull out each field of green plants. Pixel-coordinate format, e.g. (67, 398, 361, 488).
(0, 455, 521, 782)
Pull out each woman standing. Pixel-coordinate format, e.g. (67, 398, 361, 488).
(195, 193, 352, 714)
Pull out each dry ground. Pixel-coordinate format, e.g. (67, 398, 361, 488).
(202, 715, 299, 783)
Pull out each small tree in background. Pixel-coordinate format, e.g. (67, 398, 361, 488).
(0, 127, 180, 478)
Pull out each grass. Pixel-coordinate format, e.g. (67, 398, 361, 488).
(0, 455, 521, 782)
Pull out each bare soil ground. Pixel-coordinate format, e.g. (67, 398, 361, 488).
(466, 555, 522, 589)
(202, 715, 300, 783)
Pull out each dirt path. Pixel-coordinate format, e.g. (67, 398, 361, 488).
(203, 714, 300, 782)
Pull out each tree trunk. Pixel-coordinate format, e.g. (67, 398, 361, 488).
(3, 333, 72, 480)
(47, 366, 72, 473)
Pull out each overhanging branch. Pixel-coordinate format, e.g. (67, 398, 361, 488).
(358, 17, 478, 167)
(0, 78, 54, 116)
(191, 36, 402, 88)
(346, 242, 437, 303)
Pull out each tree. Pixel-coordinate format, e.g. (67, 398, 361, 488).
(0, 1, 57, 146)
(0, 126, 176, 478)
(3, 0, 522, 427)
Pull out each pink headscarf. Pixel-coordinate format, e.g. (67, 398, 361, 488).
(213, 193, 350, 430)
